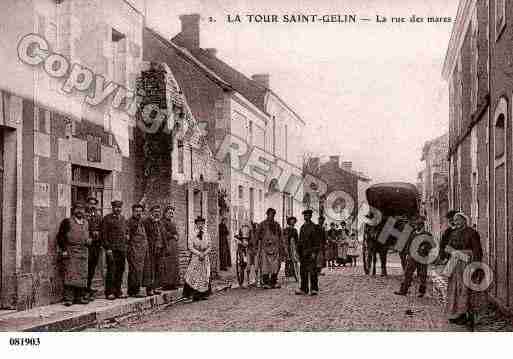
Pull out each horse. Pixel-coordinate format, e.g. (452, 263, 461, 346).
(363, 216, 409, 276)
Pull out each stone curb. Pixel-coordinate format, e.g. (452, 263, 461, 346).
(0, 282, 233, 332)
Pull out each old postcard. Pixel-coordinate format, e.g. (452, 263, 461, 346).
(0, 0, 512, 353)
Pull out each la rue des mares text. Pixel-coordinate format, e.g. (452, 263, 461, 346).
(227, 14, 358, 23)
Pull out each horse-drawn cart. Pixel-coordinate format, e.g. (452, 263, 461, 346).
(363, 182, 420, 276)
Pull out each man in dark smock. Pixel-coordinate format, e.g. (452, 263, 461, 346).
(161, 205, 180, 290)
(296, 209, 321, 296)
(127, 204, 147, 297)
(143, 205, 164, 296)
(101, 200, 128, 300)
(394, 216, 433, 297)
(257, 208, 284, 289)
(57, 201, 91, 306)
(85, 197, 102, 301)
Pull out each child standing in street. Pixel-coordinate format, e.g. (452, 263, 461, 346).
(347, 233, 360, 266)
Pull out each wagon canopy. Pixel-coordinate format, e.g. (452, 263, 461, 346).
(365, 182, 419, 218)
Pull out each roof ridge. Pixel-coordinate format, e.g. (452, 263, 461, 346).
(145, 27, 233, 91)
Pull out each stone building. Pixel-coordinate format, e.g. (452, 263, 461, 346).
(442, 0, 513, 313)
(419, 133, 449, 240)
(0, 0, 219, 310)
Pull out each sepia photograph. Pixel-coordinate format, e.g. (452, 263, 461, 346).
(0, 0, 512, 355)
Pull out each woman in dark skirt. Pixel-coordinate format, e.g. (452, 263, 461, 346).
(182, 216, 212, 301)
(218, 217, 231, 270)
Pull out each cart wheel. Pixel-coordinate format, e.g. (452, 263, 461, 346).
(236, 251, 245, 287)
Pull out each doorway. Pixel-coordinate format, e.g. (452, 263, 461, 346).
(0, 129, 3, 299)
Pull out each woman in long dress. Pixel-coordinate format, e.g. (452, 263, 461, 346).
(443, 212, 483, 326)
(182, 216, 212, 301)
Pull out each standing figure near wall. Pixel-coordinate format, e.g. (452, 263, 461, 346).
(101, 200, 129, 300)
(85, 196, 102, 301)
(283, 216, 300, 282)
(127, 204, 148, 298)
(161, 205, 180, 290)
(57, 201, 91, 306)
(143, 205, 165, 296)
(218, 217, 231, 271)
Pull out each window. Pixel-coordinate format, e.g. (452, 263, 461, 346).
(112, 28, 126, 86)
(496, 0, 506, 38)
(259, 189, 263, 202)
(283, 125, 289, 161)
(249, 187, 255, 221)
(71, 165, 108, 214)
(471, 127, 479, 226)
(471, 10, 479, 112)
(248, 120, 253, 145)
(457, 57, 463, 136)
(238, 185, 243, 200)
(178, 140, 184, 174)
(495, 114, 505, 158)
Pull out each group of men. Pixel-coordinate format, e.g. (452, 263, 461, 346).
(57, 198, 179, 306)
(234, 207, 329, 295)
(253, 208, 332, 295)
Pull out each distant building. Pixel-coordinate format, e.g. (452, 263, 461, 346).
(315, 156, 371, 233)
(419, 133, 449, 240)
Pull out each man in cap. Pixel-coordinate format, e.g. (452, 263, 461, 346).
(85, 196, 102, 301)
(101, 200, 128, 300)
(57, 201, 92, 306)
(256, 208, 284, 289)
(143, 205, 165, 296)
(394, 216, 434, 298)
(127, 204, 148, 297)
(296, 209, 321, 295)
(161, 205, 180, 290)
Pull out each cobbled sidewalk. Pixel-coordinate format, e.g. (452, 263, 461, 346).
(103, 266, 463, 331)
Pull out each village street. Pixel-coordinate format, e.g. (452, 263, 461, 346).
(99, 264, 456, 332)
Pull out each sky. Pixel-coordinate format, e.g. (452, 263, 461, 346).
(145, 0, 458, 184)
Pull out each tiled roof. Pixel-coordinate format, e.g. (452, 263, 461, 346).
(187, 47, 268, 114)
(143, 27, 231, 125)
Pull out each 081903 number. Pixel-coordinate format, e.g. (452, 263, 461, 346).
(9, 337, 40, 346)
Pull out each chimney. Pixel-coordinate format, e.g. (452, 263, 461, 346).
(252, 74, 270, 88)
(329, 155, 340, 167)
(205, 48, 217, 57)
(342, 161, 352, 171)
(178, 14, 200, 49)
